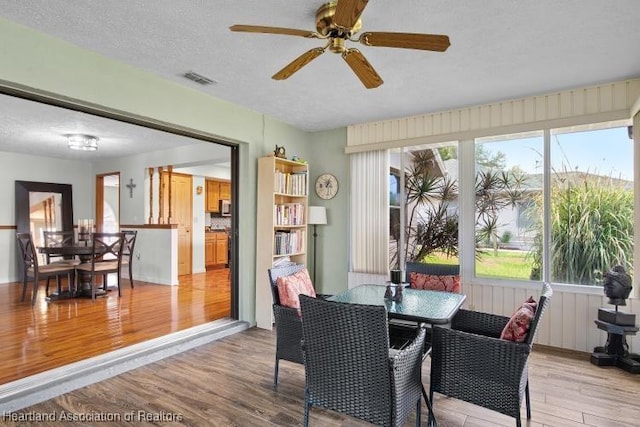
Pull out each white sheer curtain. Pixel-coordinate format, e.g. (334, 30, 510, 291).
(349, 150, 389, 275)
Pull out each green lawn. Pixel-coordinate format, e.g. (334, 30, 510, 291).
(422, 249, 533, 280)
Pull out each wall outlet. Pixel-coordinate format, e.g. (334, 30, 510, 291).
(468, 304, 476, 311)
(136, 253, 140, 261)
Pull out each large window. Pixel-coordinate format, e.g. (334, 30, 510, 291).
(546, 125, 634, 285)
(474, 133, 543, 281)
(389, 143, 459, 270)
(473, 123, 633, 285)
(389, 121, 634, 288)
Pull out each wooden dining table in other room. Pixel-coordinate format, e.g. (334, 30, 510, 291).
(38, 243, 108, 300)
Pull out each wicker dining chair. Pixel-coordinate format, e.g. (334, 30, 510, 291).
(299, 295, 426, 427)
(429, 282, 553, 427)
(405, 261, 460, 278)
(267, 264, 308, 387)
(391, 262, 461, 351)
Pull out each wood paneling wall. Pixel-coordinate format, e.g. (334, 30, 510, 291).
(346, 79, 640, 151)
(463, 283, 639, 354)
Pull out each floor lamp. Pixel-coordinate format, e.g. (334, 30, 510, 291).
(308, 206, 327, 286)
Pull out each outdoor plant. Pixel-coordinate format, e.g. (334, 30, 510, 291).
(529, 170, 634, 285)
(475, 168, 527, 255)
(391, 147, 527, 267)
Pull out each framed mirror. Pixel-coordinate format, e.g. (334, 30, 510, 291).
(15, 181, 74, 249)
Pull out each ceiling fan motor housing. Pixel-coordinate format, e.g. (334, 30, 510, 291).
(316, 2, 362, 37)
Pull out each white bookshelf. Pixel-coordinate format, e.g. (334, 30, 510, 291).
(255, 156, 308, 329)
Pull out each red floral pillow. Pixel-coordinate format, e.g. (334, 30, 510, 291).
(408, 272, 461, 294)
(276, 268, 316, 311)
(500, 297, 538, 342)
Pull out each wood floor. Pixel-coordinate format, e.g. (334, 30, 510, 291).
(0, 269, 231, 385)
(16, 327, 640, 427)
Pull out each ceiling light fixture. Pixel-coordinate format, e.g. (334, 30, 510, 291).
(67, 134, 99, 151)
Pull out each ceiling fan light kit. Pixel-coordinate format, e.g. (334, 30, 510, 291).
(230, 0, 450, 89)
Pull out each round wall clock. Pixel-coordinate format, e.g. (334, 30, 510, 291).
(315, 173, 339, 200)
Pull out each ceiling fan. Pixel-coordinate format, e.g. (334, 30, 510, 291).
(230, 0, 450, 89)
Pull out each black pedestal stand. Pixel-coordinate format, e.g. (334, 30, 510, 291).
(591, 308, 640, 374)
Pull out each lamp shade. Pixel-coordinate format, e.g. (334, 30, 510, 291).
(308, 206, 327, 225)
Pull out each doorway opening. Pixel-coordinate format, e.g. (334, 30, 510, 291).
(96, 173, 120, 233)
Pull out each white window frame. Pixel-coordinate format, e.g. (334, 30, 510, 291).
(461, 121, 635, 296)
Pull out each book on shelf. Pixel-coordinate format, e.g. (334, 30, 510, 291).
(273, 229, 306, 255)
(274, 170, 308, 195)
(274, 203, 305, 226)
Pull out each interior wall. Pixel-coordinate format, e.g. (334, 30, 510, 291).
(307, 127, 349, 296)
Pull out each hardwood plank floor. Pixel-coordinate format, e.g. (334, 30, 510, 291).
(0, 269, 231, 385)
(13, 328, 640, 427)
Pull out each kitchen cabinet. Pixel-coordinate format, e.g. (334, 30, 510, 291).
(219, 181, 231, 200)
(215, 237, 228, 265)
(206, 180, 220, 212)
(205, 236, 216, 267)
(206, 179, 231, 212)
(205, 231, 228, 268)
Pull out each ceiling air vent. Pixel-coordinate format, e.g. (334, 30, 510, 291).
(184, 71, 216, 85)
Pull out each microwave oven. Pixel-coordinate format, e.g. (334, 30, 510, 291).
(220, 199, 231, 216)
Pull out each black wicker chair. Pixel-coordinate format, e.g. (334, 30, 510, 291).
(405, 262, 460, 279)
(267, 264, 308, 387)
(391, 262, 461, 351)
(299, 295, 426, 427)
(429, 282, 553, 427)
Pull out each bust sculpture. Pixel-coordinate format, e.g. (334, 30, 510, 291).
(603, 265, 633, 306)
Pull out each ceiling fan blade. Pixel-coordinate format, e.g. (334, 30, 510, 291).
(342, 48, 383, 89)
(272, 47, 326, 80)
(230, 24, 318, 38)
(333, 0, 369, 31)
(359, 32, 451, 52)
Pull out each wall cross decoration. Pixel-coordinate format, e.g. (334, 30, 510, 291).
(126, 178, 136, 198)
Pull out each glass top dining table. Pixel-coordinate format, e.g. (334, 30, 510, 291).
(329, 284, 466, 324)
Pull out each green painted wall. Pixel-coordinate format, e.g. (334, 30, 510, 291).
(307, 128, 349, 295)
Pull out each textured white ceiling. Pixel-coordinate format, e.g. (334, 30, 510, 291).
(1, 0, 640, 137)
(0, 94, 229, 162)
